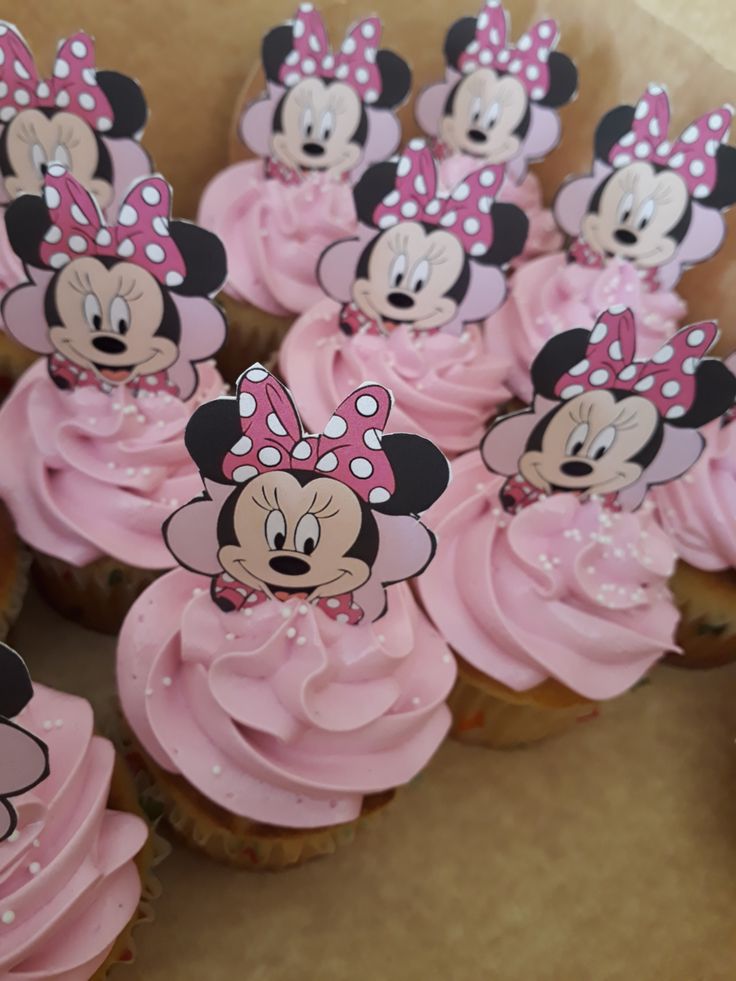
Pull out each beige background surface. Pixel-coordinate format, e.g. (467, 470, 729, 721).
(4, 2, 736, 978)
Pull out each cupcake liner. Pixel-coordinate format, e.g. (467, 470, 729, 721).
(32, 551, 163, 635)
(216, 292, 294, 384)
(0, 506, 30, 641)
(448, 654, 599, 749)
(0, 333, 37, 401)
(665, 560, 736, 669)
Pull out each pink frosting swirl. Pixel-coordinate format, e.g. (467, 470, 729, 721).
(197, 160, 357, 317)
(486, 252, 687, 402)
(0, 685, 147, 981)
(418, 452, 679, 700)
(280, 299, 511, 457)
(654, 419, 736, 571)
(117, 569, 455, 828)
(0, 359, 226, 567)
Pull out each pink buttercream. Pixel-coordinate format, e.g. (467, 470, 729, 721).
(0, 359, 226, 568)
(486, 252, 687, 402)
(418, 452, 679, 700)
(197, 160, 356, 317)
(280, 299, 511, 457)
(654, 419, 736, 572)
(0, 685, 147, 981)
(117, 569, 455, 829)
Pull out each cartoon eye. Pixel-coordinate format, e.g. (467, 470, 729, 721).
(409, 258, 430, 293)
(319, 110, 334, 142)
(30, 143, 47, 178)
(565, 422, 589, 457)
(482, 102, 500, 130)
(83, 293, 103, 331)
(53, 144, 71, 169)
(109, 296, 130, 336)
(388, 253, 407, 289)
(265, 509, 287, 551)
(301, 107, 314, 140)
(469, 96, 482, 126)
(617, 191, 635, 225)
(635, 197, 656, 231)
(294, 513, 320, 556)
(587, 426, 617, 461)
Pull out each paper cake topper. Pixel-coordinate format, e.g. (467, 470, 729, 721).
(164, 363, 450, 623)
(2, 165, 227, 400)
(317, 139, 528, 336)
(240, 4, 411, 185)
(481, 306, 736, 513)
(554, 84, 736, 291)
(0, 23, 151, 213)
(415, 1, 577, 183)
(0, 643, 49, 843)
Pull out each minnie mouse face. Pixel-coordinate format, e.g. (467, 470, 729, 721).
(440, 69, 528, 163)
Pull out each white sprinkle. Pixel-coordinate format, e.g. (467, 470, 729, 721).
(296, 636, 307, 646)
(162, 676, 172, 687)
(33, 839, 40, 848)
(286, 627, 297, 639)
(442, 654, 452, 664)
(412, 696, 421, 706)
(2, 911, 15, 924)
(298, 604, 309, 615)
(55, 719, 63, 728)
(193, 588, 204, 596)
(212, 764, 222, 776)
(145, 688, 153, 697)
(142, 467, 151, 476)
(28, 862, 41, 875)
(125, 467, 135, 477)
(225, 632, 235, 641)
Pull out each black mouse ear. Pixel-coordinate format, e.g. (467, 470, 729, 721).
(4, 194, 52, 268)
(372, 51, 412, 110)
(261, 24, 295, 83)
(95, 71, 148, 138)
(353, 160, 398, 226)
(531, 327, 592, 399)
(537, 52, 578, 109)
(594, 105, 636, 163)
(443, 17, 477, 70)
(0, 643, 33, 719)
(168, 222, 227, 297)
(184, 395, 244, 482)
(698, 145, 736, 210)
(481, 203, 529, 267)
(373, 433, 450, 516)
(669, 359, 736, 429)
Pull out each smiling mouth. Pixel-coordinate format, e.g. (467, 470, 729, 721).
(92, 361, 137, 384)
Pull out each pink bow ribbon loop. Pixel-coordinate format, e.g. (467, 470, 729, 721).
(38, 165, 186, 287)
(222, 364, 397, 504)
(0, 24, 114, 131)
(554, 306, 717, 420)
(457, 1, 558, 102)
(278, 4, 382, 104)
(372, 140, 502, 256)
(609, 84, 733, 199)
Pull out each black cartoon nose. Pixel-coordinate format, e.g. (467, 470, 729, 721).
(91, 335, 127, 354)
(302, 142, 325, 157)
(269, 555, 311, 577)
(387, 291, 415, 310)
(467, 128, 486, 143)
(614, 228, 638, 246)
(561, 460, 594, 477)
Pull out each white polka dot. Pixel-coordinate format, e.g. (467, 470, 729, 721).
(302, 58, 316, 75)
(71, 39, 87, 58)
(477, 11, 489, 29)
(526, 65, 540, 81)
(144, 243, 165, 263)
(479, 50, 492, 65)
(589, 369, 610, 386)
(508, 58, 522, 74)
(612, 153, 632, 167)
(82, 67, 96, 85)
(369, 486, 390, 504)
(687, 328, 706, 347)
(308, 35, 320, 53)
(13, 89, 30, 106)
(233, 464, 258, 482)
(166, 271, 183, 287)
(409, 139, 425, 153)
(258, 447, 282, 467)
(293, 18, 305, 38)
(119, 204, 138, 226)
(355, 67, 369, 84)
(652, 344, 674, 364)
(364, 89, 378, 104)
(350, 457, 373, 479)
(470, 243, 486, 256)
(425, 199, 441, 216)
(560, 384, 584, 399)
(231, 435, 253, 455)
(93, 228, 111, 247)
(648, 118, 660, 138)
(608, 341, 623, 361)
(363, 428, 382, 450)
(478, 195, 492, 214)
(356, 394, 378, 416)
(44, 186, 61, 209)
(648, 84, 664, 96)
(324, 414, 347, 438)
(44, 225, 62, 244)
(681, 125, 699, 144)
(336, 613, 350, 623)
(568, 358, 589, 377)
(634, 99, 649, 120)
(666, 405, 686, 419)
(239, 392, 257, 417)
(662, 380, 680, 398)
(267, 412, 288, 436)
(78, 92, 95, 110)
(292, 440, 312, 460)
(97, 116, 112, 132)
(326, 598, 340, 608)
(0, 105, 17, 122)
(396, 156, 411, 178)
(590, 320, 608, 344)
(635, 141, 651, 159)
(0, 83, 7, 99)
(142, 185, 161, 206)
(383, 190, 400, 207)
(413, 174, 427, 195)
(538, 23, 553, 39)
(49, 253, 70, 269)
(706, 139, 720, 157)
(669, 152, 685, 169)
(153, 216, 169, 236)
(67, 204, 89, 227)
(682, 357, 698, 375)
(401, 201, 418, 218)
(693, 183, 710, 199)
(342, 37, 357, 55)
(378, 214, 398, 229)
(117, 236, 135, 257)
(708, 113, 724, 131)
(439, 210, 457, 227)
(689, 159, 706, 177)
(316, 451, 338, 472)
(634, 375, 655, 392)
(463, 60, 477, 72)
(462, 217, 481, 236)
(246, 366, 269, 382)
(55, 91, 70, 108)
(618, 365, 637, 381)
(334, 66, 348, 81)
(479, 170, 496, 188)
(452, 182, 470, 201)
(531, 86, 545, 101)
(69, 235, 87, 253)
(321, 54, 334, 70)
(656, 140, 672, 156)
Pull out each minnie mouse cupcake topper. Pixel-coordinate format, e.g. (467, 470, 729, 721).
(241, 4, 411, 185)
(2, 164, 227, 399)
(0, 643, 49, 843)
(317, 139, 528, 336)
(482, 306, 736, 514)
(0, 22, 150, 212)
(415, 0, 577, 182)
(165, 364, 450, 623)
(555, 84, 736, 291)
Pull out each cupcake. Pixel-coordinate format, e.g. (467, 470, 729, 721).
(0, 654, 154, 980)
(418, 308, 736, 747)
(415, 0, 576, 267)
(486, 85, 736, 402)
(0, 23, 152, 393)
(197, 4, 411, 381)
(0, 166, 228, 633)
(0, 500, 30, 642)
(280, 140, 528, 457)
(118, 364, 455, 870)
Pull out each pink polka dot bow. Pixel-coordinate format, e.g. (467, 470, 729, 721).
(373, 140, 502, 256)
(457, 1, 558, 102)
(222, 365, 397, 505)
(555, 306, 717, 420)
(38, 165, 186, 287)
(278, 4, 382, 104)
(0, 24, 113, 131)
(609, 84, 733, 199)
